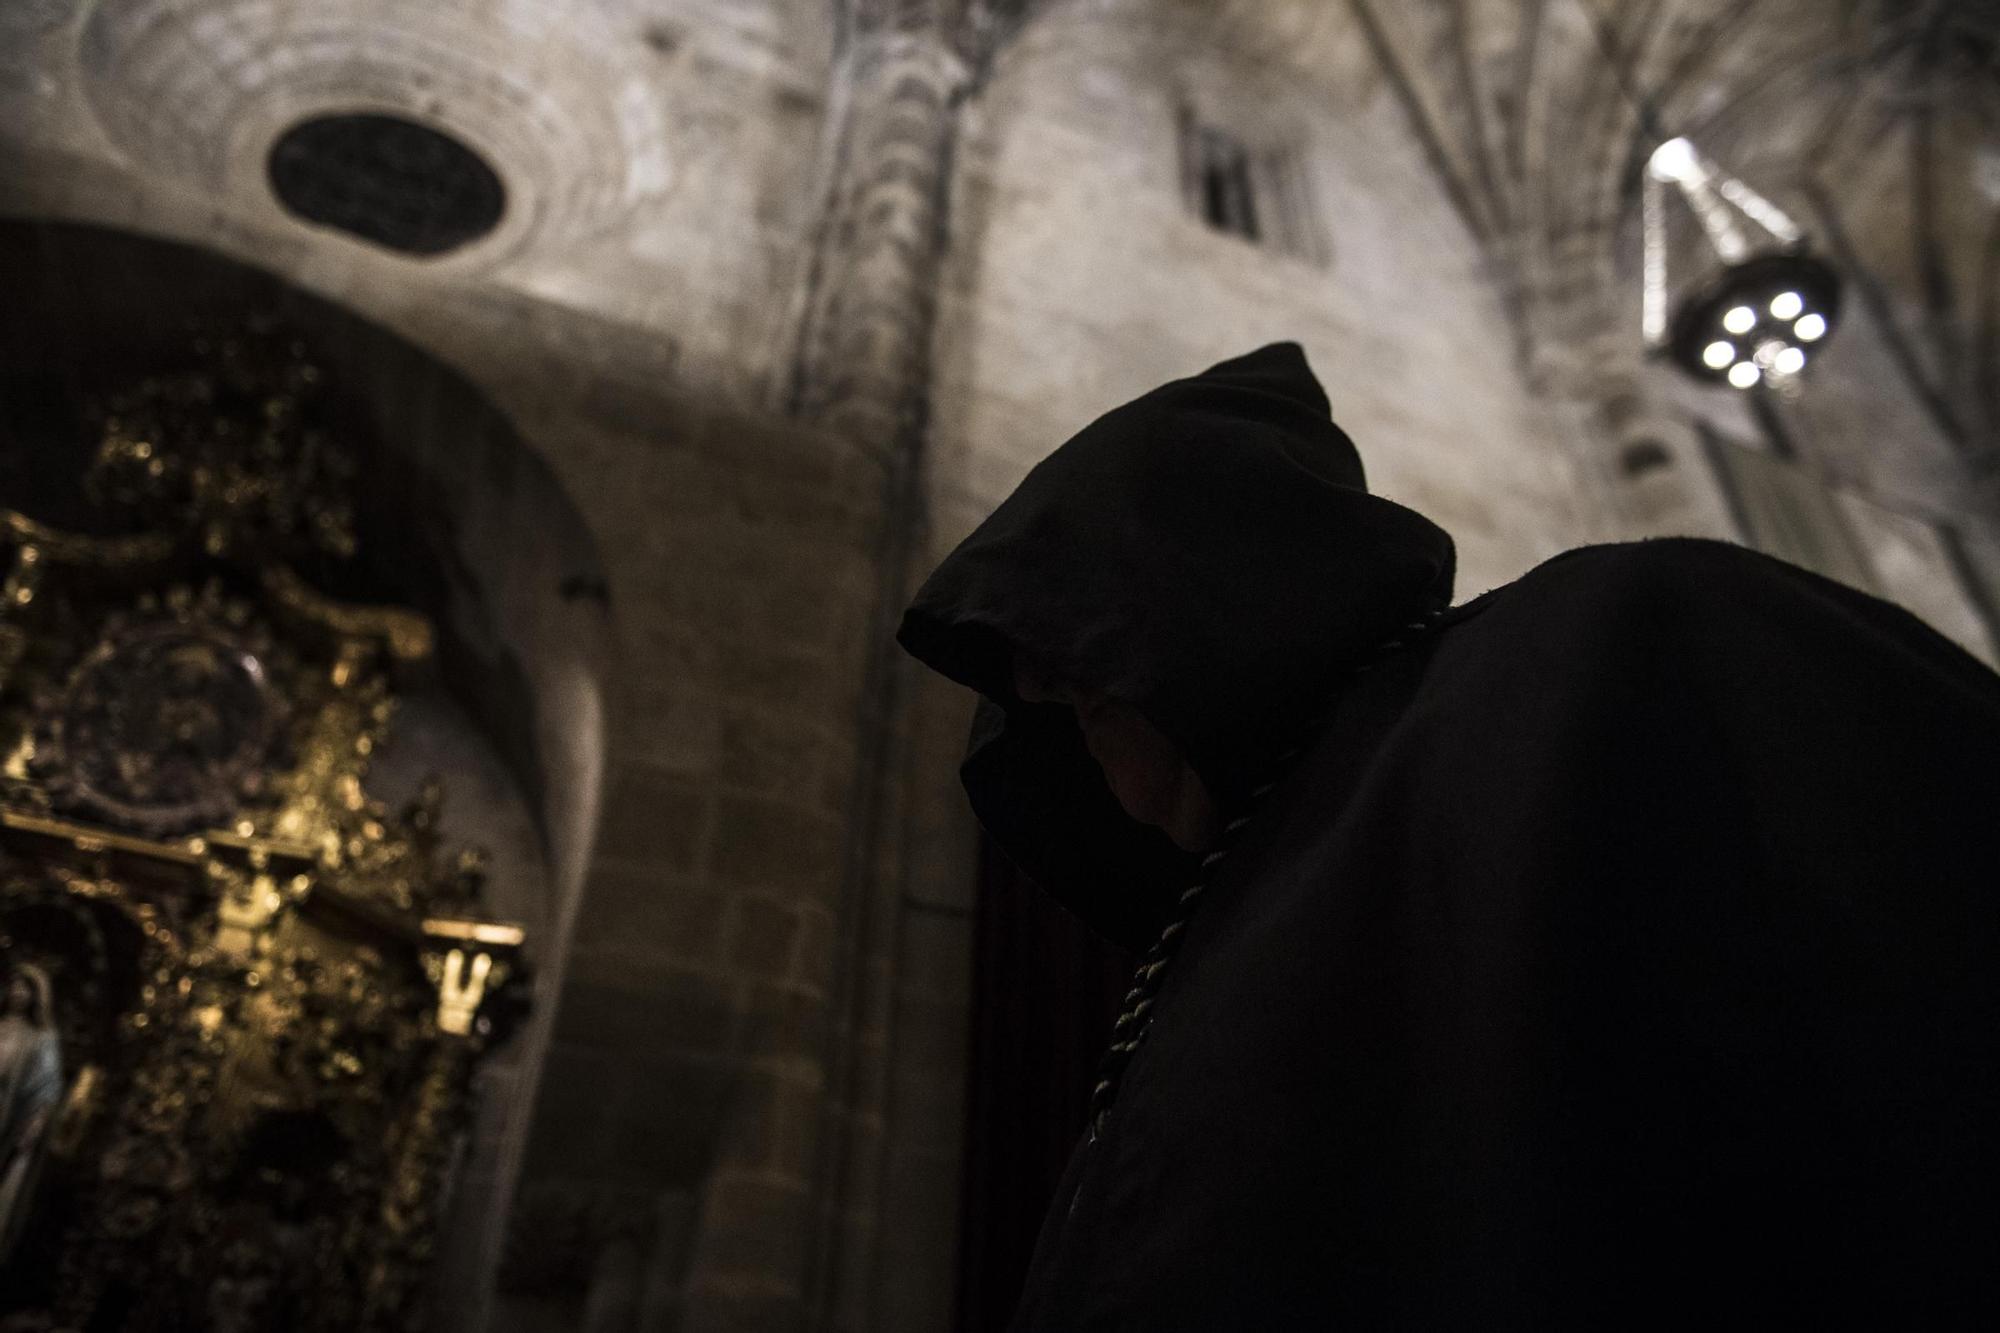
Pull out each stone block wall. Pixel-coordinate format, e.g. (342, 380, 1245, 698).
(0, 115, 892, 1333)
(488, 385, 888, 1333)
(0, 4, 963, 1328)
(928, 7, 1610, 603)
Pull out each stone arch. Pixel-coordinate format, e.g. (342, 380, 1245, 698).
(0, 216, 614, 1319)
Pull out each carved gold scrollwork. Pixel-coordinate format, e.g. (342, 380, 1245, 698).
(261, 565, 435, 679)
(0, 320, 528, 1331)
(1, 511, 179, 573)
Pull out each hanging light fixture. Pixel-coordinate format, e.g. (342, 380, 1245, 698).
(1642, 135, 1841, 391)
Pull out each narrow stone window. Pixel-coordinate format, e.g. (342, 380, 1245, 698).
(1195, 126, 1260, 240)
(268, 113, 506, 257)
(1176, 108, 1327, 265)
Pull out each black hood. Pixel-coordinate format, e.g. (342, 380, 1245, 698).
(898, 342, 1456, 949)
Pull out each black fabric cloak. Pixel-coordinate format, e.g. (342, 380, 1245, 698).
(900, 343, 2000, 1329)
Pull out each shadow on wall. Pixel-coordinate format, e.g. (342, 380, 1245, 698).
(0, 216, 615, 1324)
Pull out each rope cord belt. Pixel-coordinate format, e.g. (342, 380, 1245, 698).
(1084, 606, 1448, 1145)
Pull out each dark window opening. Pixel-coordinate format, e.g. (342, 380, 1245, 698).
(1176, 109, 1326, 265)
(1198, 130, 1260, 242)
(267, 113, 506, 257)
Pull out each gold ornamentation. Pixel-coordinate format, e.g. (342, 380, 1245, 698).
(0, 320, 527, 1331)
(263, 567, 434, 678)
(430, 947, 494, 1036)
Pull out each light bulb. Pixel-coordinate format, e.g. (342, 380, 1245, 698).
(1774, 345, 1806, 375)
(1648, 136, 1699, 183)
(1727, 361, 1761, 389)
(1769, 291, 1804, 320)
(1723, 306, 1757, 334)
(1794, 312, 1826, 341)
(1702, 340, 1736, 369)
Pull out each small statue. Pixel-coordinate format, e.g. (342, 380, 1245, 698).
(0, 965, 61, 1267)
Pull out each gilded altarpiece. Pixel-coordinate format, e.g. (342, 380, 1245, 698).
(0, 325, 527, 1331)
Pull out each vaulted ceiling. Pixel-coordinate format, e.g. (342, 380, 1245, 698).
(994, 0, 2000, 457)
(15, 1, 1996, 454)
(1345, 0, 2000, 452)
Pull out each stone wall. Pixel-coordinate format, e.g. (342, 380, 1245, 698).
(3, 0, 837, 408)
(929, 6, 1610, 602)
(486, 387, 886, 1333)
(0, 3, 929, 1327)
(0, 8, 893, 1321)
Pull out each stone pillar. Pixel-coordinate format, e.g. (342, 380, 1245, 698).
(679, 19, 975, 1333)
(788, 31, 970, 448)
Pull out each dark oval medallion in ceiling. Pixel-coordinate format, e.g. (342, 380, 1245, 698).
(267, 113, 506, 257)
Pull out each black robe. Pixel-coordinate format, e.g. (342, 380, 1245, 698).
(900, 344, 2000, 1329)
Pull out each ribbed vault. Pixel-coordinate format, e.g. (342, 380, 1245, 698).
(1005, 0, 2000, 463)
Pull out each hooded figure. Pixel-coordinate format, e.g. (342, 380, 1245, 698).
(899, 343, 2000, 1329)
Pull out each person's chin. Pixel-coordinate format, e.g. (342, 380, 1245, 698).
(1110, 782, 1176, 835)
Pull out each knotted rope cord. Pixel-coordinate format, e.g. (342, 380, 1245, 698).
(1084, 604, 1450, 1144)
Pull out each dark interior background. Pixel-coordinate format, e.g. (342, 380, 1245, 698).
(957, 834, 1133, 1333)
